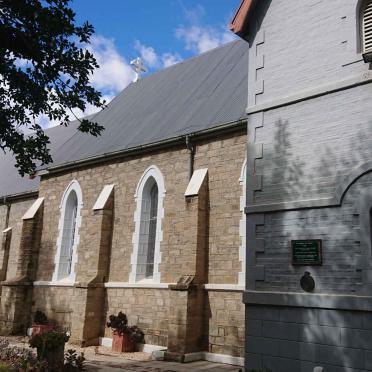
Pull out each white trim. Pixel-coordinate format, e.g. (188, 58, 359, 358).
(99, 338, 166, 353)
(137, 343, 167, 353)
(184, 168, 208, 196)
(93, 184, 115, 210)
(204, 284, 244, 292)
(98, 338, 242, 366)
(238, 159, 247, 286)
(104, 281, 172, 289)
(22, 197, 44, 220)
(33, 280, 75, 287)
(203, 352, 244, 367)
(99, 337, 112, 348)
(129, 165, 166, 284)
(52, 180, 83, 283)
(2, 227, 12, 234)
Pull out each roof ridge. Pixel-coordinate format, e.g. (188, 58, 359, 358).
(133, 39, 242, 82)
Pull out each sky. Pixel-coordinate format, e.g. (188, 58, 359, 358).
(58, 0, 241, 122)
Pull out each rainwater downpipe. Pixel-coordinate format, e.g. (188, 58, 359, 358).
(185, 135, 195, 180)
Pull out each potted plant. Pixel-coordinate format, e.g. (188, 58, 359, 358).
(106, 312, 144, 352)
(32, 310, 54, 335)
(29, 330, 69, 370)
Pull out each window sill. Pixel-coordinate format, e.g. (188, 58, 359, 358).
(204, 284, 244, 292)
(33, 281, 76, 287)
(104, 282, 172, 289)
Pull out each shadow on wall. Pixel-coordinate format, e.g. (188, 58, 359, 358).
(32, 288, 73, 332)
(258, 118, 372, 293)
(248, 118, 372, 371)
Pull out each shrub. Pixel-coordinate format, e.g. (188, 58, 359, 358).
(64, 349, 85, 371)
(29, 330, 69, 356)
(0, 337, 45, 371)
(33, 311, 48, 325)
(106, 312, 144, 343)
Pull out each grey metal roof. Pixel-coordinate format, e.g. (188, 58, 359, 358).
(0, 120, 80, 199)
(0, 40, 248, 198)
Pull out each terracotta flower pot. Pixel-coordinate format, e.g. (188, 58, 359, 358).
(32, 323, 54, 335)
(112, 330, 134, 352)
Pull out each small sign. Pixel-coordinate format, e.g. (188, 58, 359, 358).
(292, 240, 322, 266)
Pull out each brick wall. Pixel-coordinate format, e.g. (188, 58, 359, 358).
(246, 304, 372, 371)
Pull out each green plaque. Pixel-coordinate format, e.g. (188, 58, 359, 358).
(291, 240, 322, 266)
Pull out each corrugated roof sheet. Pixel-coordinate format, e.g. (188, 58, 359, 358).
(0, 40, 248, 199)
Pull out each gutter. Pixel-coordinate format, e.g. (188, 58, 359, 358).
(0, 190, 39, 206)
(42, 119, 247, 175)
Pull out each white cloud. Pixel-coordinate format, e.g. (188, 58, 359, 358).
(175, 3, 236, 55)
(176, 25, 236, 54)
(134, 41, 158, 68)
(88, 35, 135, 95)
(162, 52, 182, 68)
(134, 40, 182, 69)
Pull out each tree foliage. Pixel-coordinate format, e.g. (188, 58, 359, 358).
(0, 0, 105, 175)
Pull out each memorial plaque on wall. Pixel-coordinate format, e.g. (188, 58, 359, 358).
(291, 240, 322, 266)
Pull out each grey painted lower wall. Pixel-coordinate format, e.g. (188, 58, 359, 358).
(245, 304, 372, 372)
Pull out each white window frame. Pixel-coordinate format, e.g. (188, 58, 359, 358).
(52, 180, 83, 283)
(238, 159, 247, 286)
(129, 165, 166, 284)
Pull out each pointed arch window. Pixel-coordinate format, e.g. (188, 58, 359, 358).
(138, 179, 158, 279)
(238, 160, 247, 286)
(53, 180, 83, 282)
(130, 166, 165, 283)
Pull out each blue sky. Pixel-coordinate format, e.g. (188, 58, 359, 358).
(67, 0, 240, 113)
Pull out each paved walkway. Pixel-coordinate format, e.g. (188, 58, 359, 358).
(86, 359, 242, 372)
(4, 336, 242, 372)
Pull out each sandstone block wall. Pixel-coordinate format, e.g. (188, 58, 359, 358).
(104, 288, 170, 347)
(32, 287, 75, 329)
(3, 198, 38, 281)
(207, 291, 244, 358)
(8, 130, 246, 355)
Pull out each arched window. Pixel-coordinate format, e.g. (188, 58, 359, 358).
(361, 0, 372, 52)
(53, 180, 83, 282)
(130, 166, 165, 283)
(238, 160, 247, 286)
(138, 179, 158, 279)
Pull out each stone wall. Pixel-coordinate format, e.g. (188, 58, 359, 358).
(0, 205, 8, 231)
(32, 286, 75, 330)
(194, 132, 246, 284)
(2, 198, 37, 281)
(206, 290, 244, 358)
(23, 132, 246, 356)
(104, 288, 170, 347)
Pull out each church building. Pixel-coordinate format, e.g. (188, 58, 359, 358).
(2, 1, 372, 371)
(0, 39, 249, 366)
